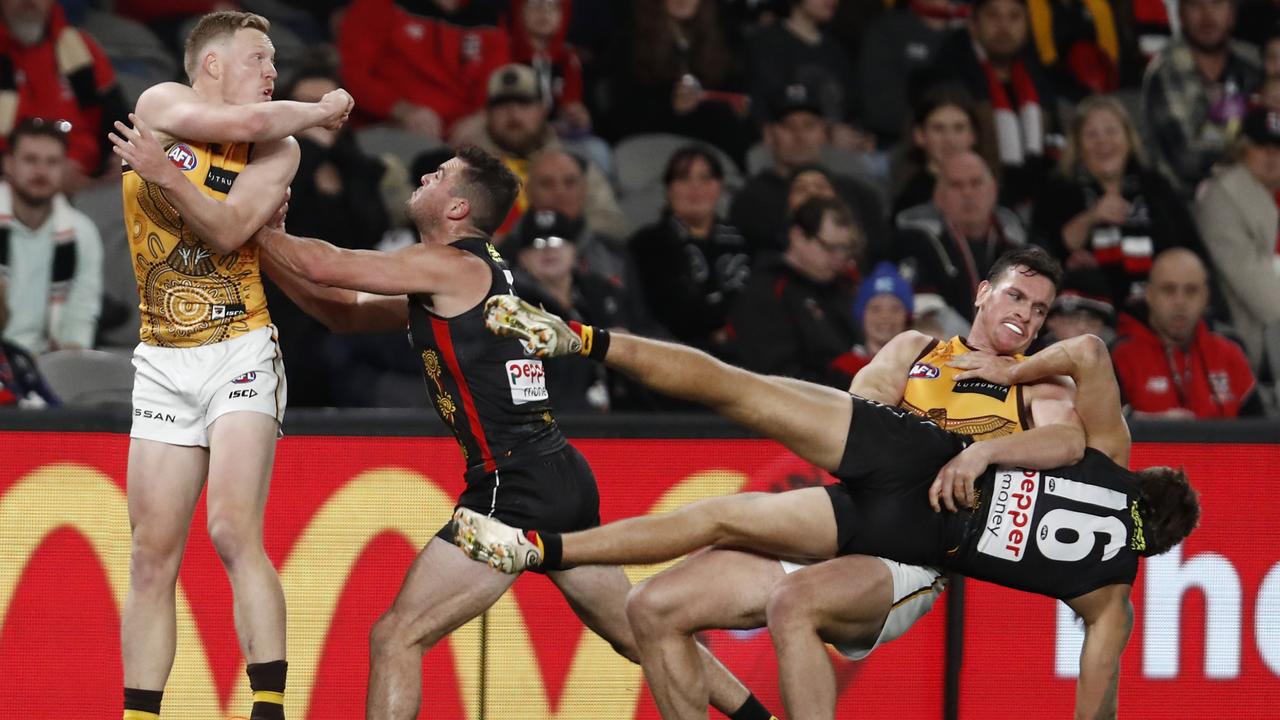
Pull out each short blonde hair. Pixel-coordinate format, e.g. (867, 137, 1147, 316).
(183, 11, 270, 82)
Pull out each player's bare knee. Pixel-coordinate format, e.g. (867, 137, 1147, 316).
(207, 514, 262, 568)
(765, 575, 819, 633)
(128, 533, 184, 593)
(625, 580, 682, 638)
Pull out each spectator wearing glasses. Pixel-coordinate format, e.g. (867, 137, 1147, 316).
(0, 117, 102, 354)
(726, 196, 862, 388)
(895, 151, 1025, 321)
(0, 0, 126, 187)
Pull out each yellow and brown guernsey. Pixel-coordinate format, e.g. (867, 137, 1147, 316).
(122, 140, 271, 348)
(900, 336, 1029, 440)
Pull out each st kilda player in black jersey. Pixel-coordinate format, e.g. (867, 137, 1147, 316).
(456, 302, 1200, 720)
(253, 147, 777, 720)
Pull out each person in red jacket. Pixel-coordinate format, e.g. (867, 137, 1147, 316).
(1111, 248, 1260, 418)
(506, 0, 590, 135)
(337, 0, 510, 139)
(0, 0, 125, 184)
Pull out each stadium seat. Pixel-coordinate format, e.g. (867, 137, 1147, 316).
(614, 133, 742, 197)
(355, 125, 446, 164)
(36, 349, 135, 406)
(72, 180, 140, 349)
(81, 11, 178, 85)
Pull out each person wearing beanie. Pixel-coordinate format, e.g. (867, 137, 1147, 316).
(835, 262, 914, 377)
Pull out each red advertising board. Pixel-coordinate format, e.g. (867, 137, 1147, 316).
(0, 431, 1274, 718)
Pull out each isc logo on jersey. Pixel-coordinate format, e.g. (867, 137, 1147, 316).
(506, 359, 548, 405)
(909, 363, 940, 379)
(978, 469, 1040, 561)
(166, 143, 198, 172)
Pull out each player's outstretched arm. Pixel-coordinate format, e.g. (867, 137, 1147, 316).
(258, 237, 407, 334)
(111, 116, 300, 254)
(135, 82, 352, 144)
(1067, 585, 1133, 720)
(949, 334, 1130, 465)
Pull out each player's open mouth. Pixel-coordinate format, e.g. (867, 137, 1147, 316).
(1002, 322, 1024, 336)
(263, 88, 273, 98)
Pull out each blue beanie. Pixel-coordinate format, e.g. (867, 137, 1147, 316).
(854, 262, 914, 323)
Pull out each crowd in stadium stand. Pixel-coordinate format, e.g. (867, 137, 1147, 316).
(1, 0, 1277, 419)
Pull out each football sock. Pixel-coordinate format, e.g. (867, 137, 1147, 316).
(728, 693, 776, 720)
(123, 687, 163, 719)
(566, 321, 610, 361)
(527, 529, 563, 570)
(247, 660, 287, 720)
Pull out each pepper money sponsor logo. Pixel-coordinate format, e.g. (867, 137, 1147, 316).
(506, 359, 548, 405)
(978, 468, 1039, 561)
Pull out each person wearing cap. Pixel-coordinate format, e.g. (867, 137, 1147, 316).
(831, 261, 914, 378)
(1194, 103, 1280, 376)
(726, 196, 862, 388)
(1031, 95, 1204, 314)
(510, 208, 648, 411)
(1141, 0, 1262, 198)
(1110, 248, 1260, 418)
(337, 0, 510, 139)
(729, 80, 888, 259)
(472, 63, 625, 240)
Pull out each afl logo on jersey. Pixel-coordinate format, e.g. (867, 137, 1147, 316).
(166, 143, 198, 172)
(909, 363, 940, 379)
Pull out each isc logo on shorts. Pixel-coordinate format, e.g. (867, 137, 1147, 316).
(228, 388, 259, 399)
(505, 359, 548, 405)
(166, 143, 199, 172)
(909, 363, 940, 379)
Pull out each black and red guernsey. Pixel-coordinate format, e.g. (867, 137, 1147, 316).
(407, 237, 566, 479)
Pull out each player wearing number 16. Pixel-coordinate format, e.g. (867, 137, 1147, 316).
(456, 300, 1201, 720)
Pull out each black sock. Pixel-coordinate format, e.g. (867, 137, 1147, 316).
(247, 660, 287, 720)
(728, 693, 776, 720)
(567, 321, 611, 361)
(123, 687, 163, 718)
(531, 530, 564, 571)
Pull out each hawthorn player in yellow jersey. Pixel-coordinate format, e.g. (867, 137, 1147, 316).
(106, 11, 352, 720)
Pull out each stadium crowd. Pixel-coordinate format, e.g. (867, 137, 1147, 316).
(1, 0, 1277, 418)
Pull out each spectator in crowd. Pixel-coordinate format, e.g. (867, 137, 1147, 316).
(0, 0, 126, 186)
(1034, 267, 1117, 349)
(890, 84, 990, 215)
(629, 144, 751, 355)
(1194, 104, 1280, 372)
(1025, 0, 1128, 98)
(507, 0, 590, 137)
(1112, 248, 1261, 417)
(1142, 0, 1262, 197)
(0, 274, 57, 408)
(523, 149, 631, 281)
(0, 118, 102, 355)
(1031, 95, 1202, 313)
(834, 260, 914, 378)
(786, 164, 840, 211)
(474, 64, 625, 238)
(338, 0, 510, 140)
(506, 0, 616, 177)
(730, 82, 888, 257)
(727, 196, 861, 387)
(1129, 0, 1175, 62)
(856, 0, 969, 146)
(603, 0, 754, 163)
(747, 0, 869, 150)
(263, 59, 393, 407)
(929, 0, 1059, 209)
(895, 151, 1026, 320)
(510, 209, 631, 412)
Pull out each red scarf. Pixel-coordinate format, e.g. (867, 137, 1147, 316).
(979, 50, 1043, 167)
